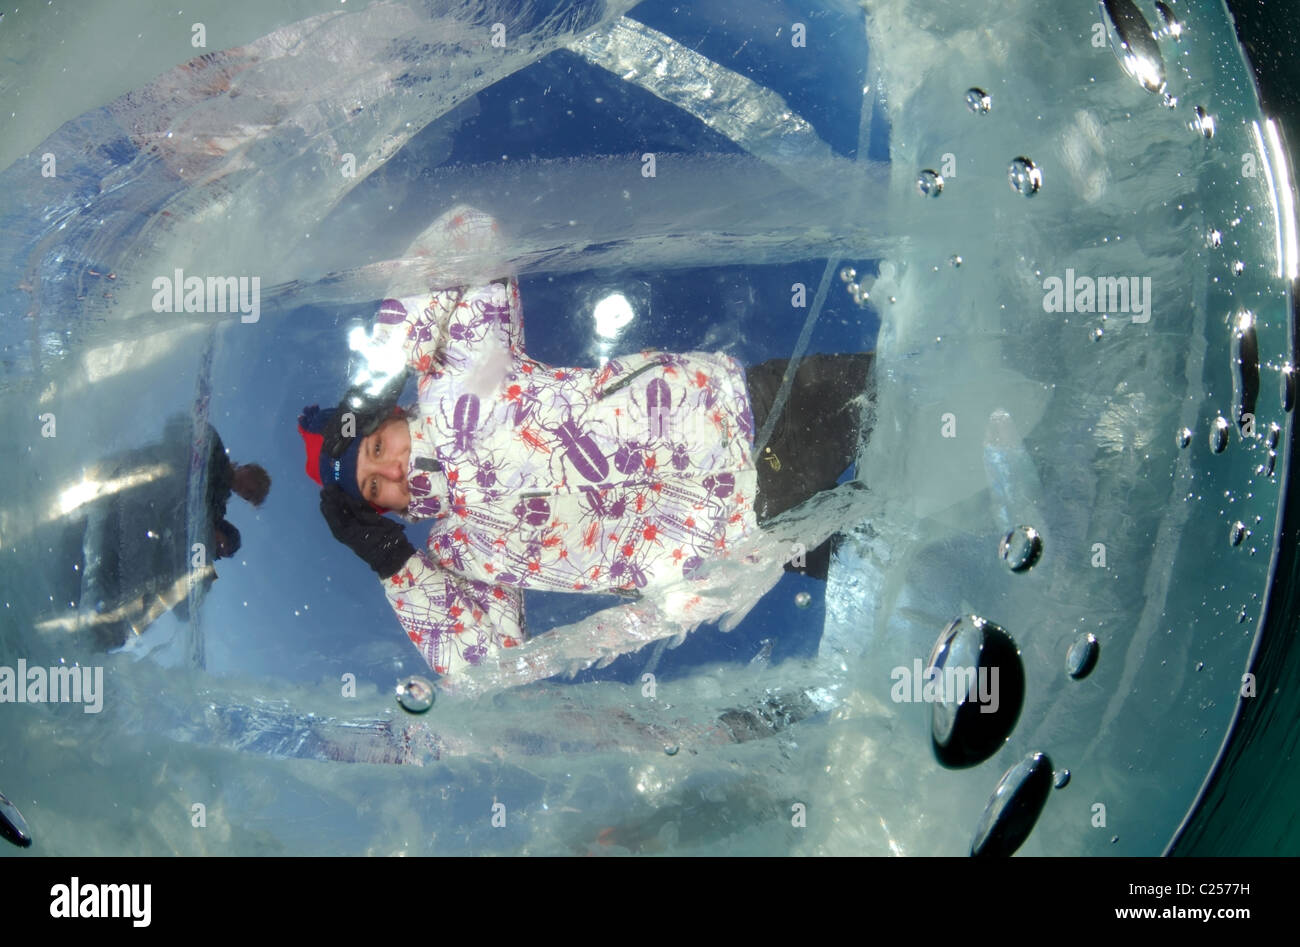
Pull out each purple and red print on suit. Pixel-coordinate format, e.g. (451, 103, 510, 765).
(370, 253, 758, 677)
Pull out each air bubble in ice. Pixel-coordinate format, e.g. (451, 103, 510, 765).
(1282, 364, 1295, 413)
(1210, 416, 1230, 453)
(1231, 260, 1244, 276)
(965, 88, 992, 114)
(794, 591, 812, 608)
(1191, 106, 1216, 139)
(1177, 427, 1192, 449)
(1155, 1, 1182, 39)
(395, 676, 436, 713)
(1190, 106, 1216, 139)
(1066, 633, 1099, 680)
(1008, 157, 1042, 197)
(928, 616, 1026, 769)
(917, 170, 944, 197)
(950, 255, 963, 268)
(664, 744, 679, 756)
(1207, 229, 1223, 248)
(839, 266, 857, 284)
(1229, 521, 1247, 547)
(0, 789, 32, 848)
(1093, 327, 1104, 341)
(1268, 423, 1281, 450)
(998, 526, 1043, 572)
(1234, 311, 1260, 433)
(970, 751, 1053, 857)
(1053, 769, 1071, 789)
(1101, 0, 1168, 95)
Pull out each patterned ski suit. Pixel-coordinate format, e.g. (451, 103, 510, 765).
(370, 276, 761, 676)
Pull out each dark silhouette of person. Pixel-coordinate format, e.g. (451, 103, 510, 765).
(205, 429, 271, 521)
(40, 415, 269, 650)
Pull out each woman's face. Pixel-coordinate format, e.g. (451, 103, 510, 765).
(355, 416, 411, 511)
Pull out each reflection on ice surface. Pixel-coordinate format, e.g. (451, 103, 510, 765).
(0, 0, 1293, 855)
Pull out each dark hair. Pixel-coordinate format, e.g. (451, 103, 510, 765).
(232, 464, 271, 506)
(324, 372, 411, 459)
(214, 520, 242, 559)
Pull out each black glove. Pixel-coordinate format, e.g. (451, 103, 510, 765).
(319, 484, 416, 578)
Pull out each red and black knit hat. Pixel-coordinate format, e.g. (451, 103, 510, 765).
(298, 405, 365, 502)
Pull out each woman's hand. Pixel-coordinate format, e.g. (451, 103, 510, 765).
(319, 483, 416, 579)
